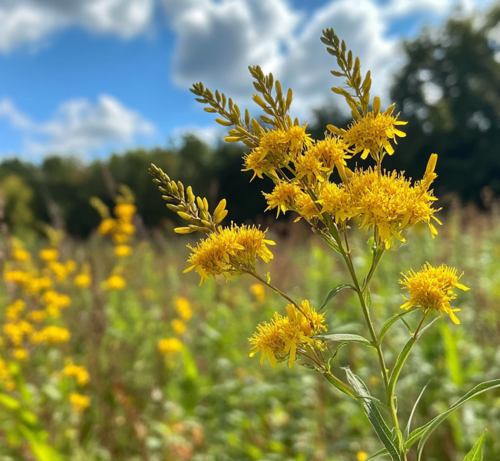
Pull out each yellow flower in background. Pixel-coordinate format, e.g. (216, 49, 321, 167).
(70, 393, 90, 413)
(98, 218, 115, 236)
(13, 348, 29, 361)
(25, 276, 52, 295)
(12, 249, 30, 262)
(4, 320, 33, 347)
(249, 300, 327, 367)
(171, 319, 187, 335)
(27, 310, 47, 323)
(39, 248, 59, 262)
(63, 360, 90, 386)
(400, 263, 469, 324)
(4, 270, 30, 285)
(114, 203, 136, 221)
(114, 245, 132, 258)
(65, 260, 76, 274)
(158, 337, 183, 355)
(175, 297, 192, 321)
(74, 273, 91, 288)
(49, 261, 69, 282)
(250, 283, 266, 303)
(6, 300, 25, 321)
(104, 275, 126, 290)
(357, 451, 368, 461)
(42, 291, 71, 310)
(31, 326, 70, 345)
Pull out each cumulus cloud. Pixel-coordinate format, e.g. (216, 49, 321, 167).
(0, 95, 155, 157)
(0, 0, 154, 52)
(162, 0, 494, 121)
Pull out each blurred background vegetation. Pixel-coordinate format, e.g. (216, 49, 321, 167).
(2, 10, 500, 238)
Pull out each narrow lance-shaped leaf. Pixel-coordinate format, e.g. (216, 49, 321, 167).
(343, 368, 403, 461)
(403, 382, 430, 441)
(412, 379, 500, 459)
(316, 333, 374, 348)
(378, 307, 419, 345)
(319, 284, 355, 311)
(463, 430, 487, 461)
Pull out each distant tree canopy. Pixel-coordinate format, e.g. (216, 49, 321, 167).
(1, 9, 499, 237)
(386, 7, 500, 202)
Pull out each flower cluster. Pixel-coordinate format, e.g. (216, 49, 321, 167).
(249, 301, 327, 367)
(158, 296, 193, 356)
(400, 263, 469, 324)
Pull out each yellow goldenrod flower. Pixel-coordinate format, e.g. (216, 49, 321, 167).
(158, 337, 183, 355)
(249, 300, 327, 367)
(6, 300, 25, 321)
(348, 165, 440, 248)
(98, 218, 116, 236)
(185, 225, 275, 283)
(104, 275, 126, 290)
(264, 182, 302, 217)
(357, 451, 368, 461)
(318, 182, 360, 223)
(12, 249, 30, 262)
(63, 360, 90, 386)
(4, 270, 30, 285)
(242, 147, 277, 181)
(31, 326, 70, 345)
(171, 319, 187, 335)
(74, 273, 91, 288)
(259, 128, 289, 161)
(343, 109, 407, 159)
(70, 392, 90, 413)
(250, 283, 266, 303)
(294, 192, 320, 221)
(25, 276, 52, 295)
(27, 310, 47, 323)
(49, 261, 69, 282)
(42, 291, 71, 309)
(175, 296, 192, 321)
(39, 248, 59, 262)
(283, 125, 313, 155)
(294, 150, 329, 184)
(13, 348, 29, 361)
(399, 263, 469, 324)
(4, 320, 33, 346)
(114, 244, 132, 258)
(308, 135, 351, 171)
(114, 203, 136, 221)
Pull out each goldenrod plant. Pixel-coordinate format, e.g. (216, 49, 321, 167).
(150, 28, 499, 460)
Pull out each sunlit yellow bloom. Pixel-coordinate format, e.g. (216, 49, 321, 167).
(175, 296, 192, 321)
(242, 147, 277, 181)
(27, 310, 47, 323)
(348, 164, 440, 248)
(42, 291, 71, 309)
(104, 275, 126, 290)
(70, 392, 90, 413)
(343, 110, 407, 159)
(294, 150, 329, 184)
(114, 244, 132, 257)
(63, 360, 90, 386)
(294, 193, 320, 221)
(25, 276, 52, 295)
(39, 248, 59, 262)
(4, 270, 30, 285)
(74, 273, 91, 288)
(98, 218, 115, 236)
(250, 283, 266, 303)
(114, 203, 136, 221)
(318, 182, 359, 223)
(13, 348, 29, 361)
(185, 225, 275, 283)
(249, 300, 327, 367)
(264, 182, 301, 217)
(171, 319, 187, 335)
(308, 135, 351, 171)
(284, 125, 313, 155)
(259, 129, 288, 161)
(12, 249, 30, 261)
(357, 451, 368, 461)
(6, 300, 25, 321)
(49, 261, 69, 282)
(158, 337, 183, 355)
(4, 320, 33, 346)
(31, 326, 70, 345)
(400, 263, 469, 324)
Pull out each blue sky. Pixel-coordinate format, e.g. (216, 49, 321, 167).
(0, 0, 493, 161)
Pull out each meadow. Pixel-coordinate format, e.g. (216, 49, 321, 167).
(0, 198, 499, 461)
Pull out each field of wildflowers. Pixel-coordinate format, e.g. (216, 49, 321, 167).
(1, 26, 500, 461)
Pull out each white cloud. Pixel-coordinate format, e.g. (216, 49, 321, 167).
(162, 0, 495, 122)
(0, 95, 155, 157)
(0, 0, 155, 52)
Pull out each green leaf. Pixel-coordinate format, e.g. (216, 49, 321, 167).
(322, 372, 356, 399)
(378, 308, 419, 345)
(319, 284, 354, 311)
(463, 430, 487, 461)
(343, 368, 403, 461)
(366, 448, 390, 460)
(403, 382, 429, 441)
(414, 379, 500, 460)
(317, 333, 374, 347)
